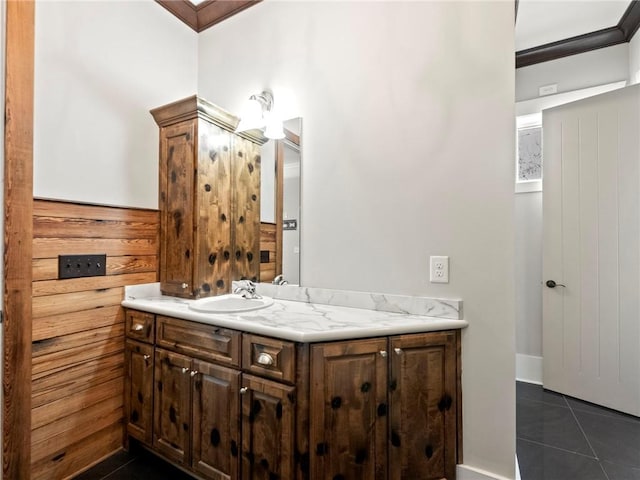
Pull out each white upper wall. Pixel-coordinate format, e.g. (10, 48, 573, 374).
(630, 29, 640, 84)
(198, 2, 516, 477)
(516, 43, 629, 102)
(34, 1, 198, 209)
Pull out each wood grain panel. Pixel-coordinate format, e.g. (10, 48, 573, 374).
(33, 255, 157, 281)
(32, 335, 125, 378)
(32, 287, 125, 318)
(195, 120, 232, 296)
(4, 2, 35, 477)
(31, 422, 122, 480)
(31, 395, 123, 463)
(33, 237, 157, 258)
(34, 216, 157, 239)
(32, 377, 123, 430)
(32, 353, 123, 407)
(260, 222, 277, 283)
(232, 136, 261, 282)
(33, 272, 155, 297)
(31, 199, 159, 478)
(33, 306, 124, 342)
(159, 121, 197, 297)
(33, 324, 125, 359)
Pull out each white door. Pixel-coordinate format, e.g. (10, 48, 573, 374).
(543, 84, 640, 416)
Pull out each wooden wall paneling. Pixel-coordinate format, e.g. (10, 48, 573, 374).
(31, 395, 123, 463)
(33, 256, 157, 282)
(31, 423, 123, 480)
(195, 120, 233, 296)
(260, 222, 277, 282)
(231, 136, 261, 282)
(30, 199, 160, 478)
(32, 352, 124, 408)
(33, 237, 157, 258)
(4, 1, 35, 478)
(32, 306, 124, 342)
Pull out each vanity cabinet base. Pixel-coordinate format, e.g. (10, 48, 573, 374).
(124, 309, 462, 480)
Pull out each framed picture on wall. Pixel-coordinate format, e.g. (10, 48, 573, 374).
(516, 113, 542, 193)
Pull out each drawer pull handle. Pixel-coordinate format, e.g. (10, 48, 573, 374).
(132, 323, 144, 332)
(380, 350, 388, 358)
(190, 370, 198, 377)
(256, 353, 275, 366)
(182, 367, 189, 374)
(394, 348, 403, 355)
(240, 387, 248, 395)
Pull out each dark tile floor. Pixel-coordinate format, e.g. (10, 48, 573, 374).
(517, 381, 640, 480)
(73, 446, 195, 480)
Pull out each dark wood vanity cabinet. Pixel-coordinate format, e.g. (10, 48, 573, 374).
(124, 308, 461, 480)
(192, 359, 241, 480)
(309, 332, 459, 480)
(310, 338, 389, 480)
(153, 348, 192, 465)
(388, 331, 459, 480)
(151, 96, 266, 299)
(240, 375, 296, 480)
(124, 340, 154, 445)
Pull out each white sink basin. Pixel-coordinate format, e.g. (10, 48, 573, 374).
(189, 294, 274, 314)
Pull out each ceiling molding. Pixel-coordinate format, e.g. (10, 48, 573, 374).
(156, 0, 261, 33)
(516, 0, 640, 69)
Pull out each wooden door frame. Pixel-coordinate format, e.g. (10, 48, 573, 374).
(3, 1, 34, 478)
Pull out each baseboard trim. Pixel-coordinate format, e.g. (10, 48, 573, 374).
(457, 464, 517, 480)
(516, 353, 542, 385)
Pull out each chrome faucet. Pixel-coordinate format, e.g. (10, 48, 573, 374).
(272, 275, 288, 286)
(233, 280, 261, 299)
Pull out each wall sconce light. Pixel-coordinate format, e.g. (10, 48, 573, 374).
(236, 90, 285, 140)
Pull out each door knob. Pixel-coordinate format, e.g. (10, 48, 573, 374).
(546, 280, 566, 288)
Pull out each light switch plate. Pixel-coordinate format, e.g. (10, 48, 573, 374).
(430, 256, 449, 283)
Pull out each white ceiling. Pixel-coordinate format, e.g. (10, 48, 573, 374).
(516, 0, 631, 51)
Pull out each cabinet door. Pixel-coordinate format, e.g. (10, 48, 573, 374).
(159, 121, 196, 298)
(192, 359, 241, 480)
(389, 331, 458, 480)
(125, 340, 154, 445)
(153, 348, 192, 465)
(241, 374, 295, 480)
(231, 136, 261, 283)
(310, 338, 388, 480)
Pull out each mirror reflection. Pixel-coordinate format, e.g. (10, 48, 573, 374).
(259, 118, 301, 285)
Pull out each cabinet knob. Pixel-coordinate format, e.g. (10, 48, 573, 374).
(182, 367, 190, 374)
(379, 350, 388, 358)
(190, 370, 198, 377)
(256, 353, 275, 366)
(240, 387, 248, 395)
(394, 348, 403, 355)
(181, 283, 188, 289)
(132, 323, 144, 332)
(143, 354, 150, 361)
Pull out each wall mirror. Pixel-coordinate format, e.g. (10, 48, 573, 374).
(259, 118, 302, 285)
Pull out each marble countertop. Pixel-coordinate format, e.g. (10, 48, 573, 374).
(122, 283, 467, 343)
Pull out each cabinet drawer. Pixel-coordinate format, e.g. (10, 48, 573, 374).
(125, 309, 155, 343)
(242, 334, 296, 383)
(155, 316, 240, 367)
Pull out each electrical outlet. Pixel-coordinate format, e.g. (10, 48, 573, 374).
(430, 256, 449, 283)
(58, 254, 107, 279)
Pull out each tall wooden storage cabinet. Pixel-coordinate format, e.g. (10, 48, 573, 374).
(151, 96, 266, 298)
